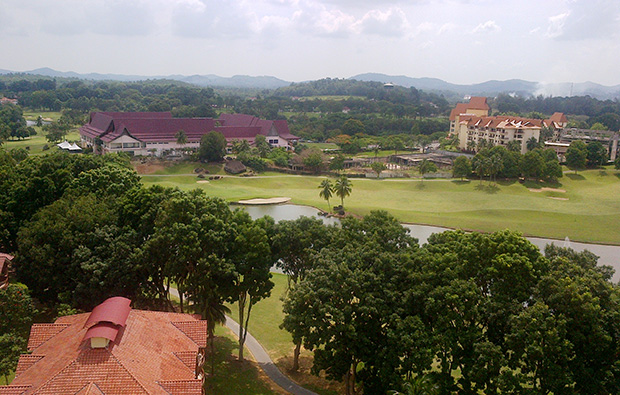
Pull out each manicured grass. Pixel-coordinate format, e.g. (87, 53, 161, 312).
(22, 111, 62, 122)
(355, 149, 416, 158)
(142, 167, 620, 244)
(227, 273, 293, 361)
(2, 130, 80, 155)
(207, 325, 283, 394)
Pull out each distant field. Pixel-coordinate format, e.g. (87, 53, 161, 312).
(2, 130, 80, 155)
(141, 167, 620, 245)
(23, 111, 62, 122)
(305, 142, 339, 150)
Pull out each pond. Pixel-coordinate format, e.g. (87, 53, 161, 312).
(238, 204, 620, 282)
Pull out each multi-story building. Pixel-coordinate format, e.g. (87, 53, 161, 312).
(450, 97, 567, 154)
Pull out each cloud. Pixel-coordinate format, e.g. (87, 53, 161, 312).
(472, 20, 500, 34)
(171, 0, 253, 39)
(357, 7, 410, 37)
(547, 0, 620, 41)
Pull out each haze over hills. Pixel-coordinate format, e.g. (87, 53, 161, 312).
(1, 67, 620, 99)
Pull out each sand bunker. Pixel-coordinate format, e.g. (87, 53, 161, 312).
(196, 180, 210, 184)
(549, 197, 569, 201)
(528, 187, 566, 193)
(237, 197, 291, 205)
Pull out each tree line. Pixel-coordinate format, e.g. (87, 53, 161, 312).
(278, 213, 620, 394)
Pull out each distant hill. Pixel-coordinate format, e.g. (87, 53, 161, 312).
(0, 68, 291, 90)
(2, 67, 620, 99)
(351, 73, 620, 100)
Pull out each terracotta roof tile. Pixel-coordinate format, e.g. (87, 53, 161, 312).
(14, 355, 44, 378)
(73, 383, 105, 395)
(158, 380, 203, 395)
(173, 352, 198, 373)
(0, 386, 31, 395)
(34, 349, 149, 395)
(27, 324, 71, 351)
(171, 321, 208, 347)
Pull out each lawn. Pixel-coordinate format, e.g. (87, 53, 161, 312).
(305, 142, 339, 151)
(2, 130, 81, 155)
(141, 167, 620, 245)
(207, 325, 285, 394)
(226, 273, 342, 395)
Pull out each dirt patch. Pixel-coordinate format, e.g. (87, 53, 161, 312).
(528, 187, 566, 193)
(133, 162, 166, 174)
(549, 197, 569, 201)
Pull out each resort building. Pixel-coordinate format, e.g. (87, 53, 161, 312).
(450, 97, 567, 154)
(0, 297, 207, 395)
(80, 112, 299, 156)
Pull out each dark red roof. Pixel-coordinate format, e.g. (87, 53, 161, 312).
(83, 322, 121, 343)
(84, 297, 131, 328)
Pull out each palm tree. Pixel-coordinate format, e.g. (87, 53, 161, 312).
(334, 176, 352, 208)
(197, 298, 231, 377)
(175, 129, 187, 154)
(318, 179, 334, 211)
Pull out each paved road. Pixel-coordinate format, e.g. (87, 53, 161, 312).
(225, 316, 317, 395)
(169, 287, 316, 395)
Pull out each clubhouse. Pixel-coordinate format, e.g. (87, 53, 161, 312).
(80, 112, 299, 156)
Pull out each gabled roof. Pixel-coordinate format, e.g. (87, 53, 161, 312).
(548, 112, 568, 123)
(460, 115, 543, 129)
(449, 103, 469, 121)
(468, 96, 490, 110)
(3, 298, 206, 395)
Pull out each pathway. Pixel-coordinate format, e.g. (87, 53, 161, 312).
(169, 287, 316, 395)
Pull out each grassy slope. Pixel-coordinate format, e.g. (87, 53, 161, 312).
(141, 168, 620, 244)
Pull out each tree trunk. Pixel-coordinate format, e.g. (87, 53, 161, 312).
(238, 293, 246, 361)
(345, 369, 351, 395)
(292, 341, 301, 371)
(179, 285, 184, 313)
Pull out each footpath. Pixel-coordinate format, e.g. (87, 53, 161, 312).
(169, 287, 316, 395)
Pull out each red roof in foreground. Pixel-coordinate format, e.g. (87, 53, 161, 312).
(2, 298, 206, 395)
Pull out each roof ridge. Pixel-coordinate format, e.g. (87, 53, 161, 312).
(170, 321, 207, 347)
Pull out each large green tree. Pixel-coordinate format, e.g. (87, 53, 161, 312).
(565, 140, 587, 173)
(452, 156, 472, 180)
(199, 131, 227, 162)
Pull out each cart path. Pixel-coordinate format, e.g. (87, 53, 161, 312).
(169, 287, 317, 395)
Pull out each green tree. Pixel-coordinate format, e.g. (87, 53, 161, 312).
(254, 134, 271, 157)
(418, 159, 437, 183)
(506, 140, 521, 152)
(521, 150, 545, 180)
(199, 131, 227, 162)
(342, 118, 365, 135)
(586, 141, 608, 168)
(526, 136, 540, 151)
(318, 178, 334, 210)
(371, 161, 387, 177)
(565, 140, 587, 173)
(175, 129, 187, 148)
(231, 139, 251, 154)
(329, 153, 346, 173)
(0, 284, 36, 383)
(229, 210, 274, 361)
(302, 149, 325, 174)
(334, 176, 352, 208)
(452, 156, 472, 180)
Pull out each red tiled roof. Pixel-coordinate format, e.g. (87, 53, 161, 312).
(449, 103, 469, 121)
(273, 120, 299, 141)
(460, 115, 543, 129)
(14, 355, 44, 378)
(0, 386, 31, 395)
(83, 322, 121, 343)
(27, 324, 71, 351)
(549, 112, 568, 123)
(173, 352, 198, 372)
(171, 321, 208, 347)
(468, 96, 490, 110)
(5, 298, 207, 395)
(158, 380, 203, 395)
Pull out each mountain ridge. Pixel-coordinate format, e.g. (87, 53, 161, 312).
(1, 68, 620, 99)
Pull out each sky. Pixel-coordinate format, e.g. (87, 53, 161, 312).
(1, 0, 620, 85)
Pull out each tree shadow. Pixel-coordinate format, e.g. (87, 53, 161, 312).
(522, 179, 563, 189)
(415, 182, 427, 190)
(204, 336, 275, 395)
(474, 183, 499, 194)
(565, 173, 585, 181)
(451, 179, 471, 185)
(598, 170, 608, 177)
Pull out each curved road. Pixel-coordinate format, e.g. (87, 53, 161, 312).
(224, 316, 317, 395)
(169, 287, 316, 395)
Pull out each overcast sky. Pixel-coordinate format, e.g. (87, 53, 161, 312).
(1, 0, 619, 85)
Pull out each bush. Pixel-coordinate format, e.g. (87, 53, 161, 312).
(42, 144, 49, 151)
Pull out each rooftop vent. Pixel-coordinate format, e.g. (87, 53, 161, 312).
(83, 297, 131, 349)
